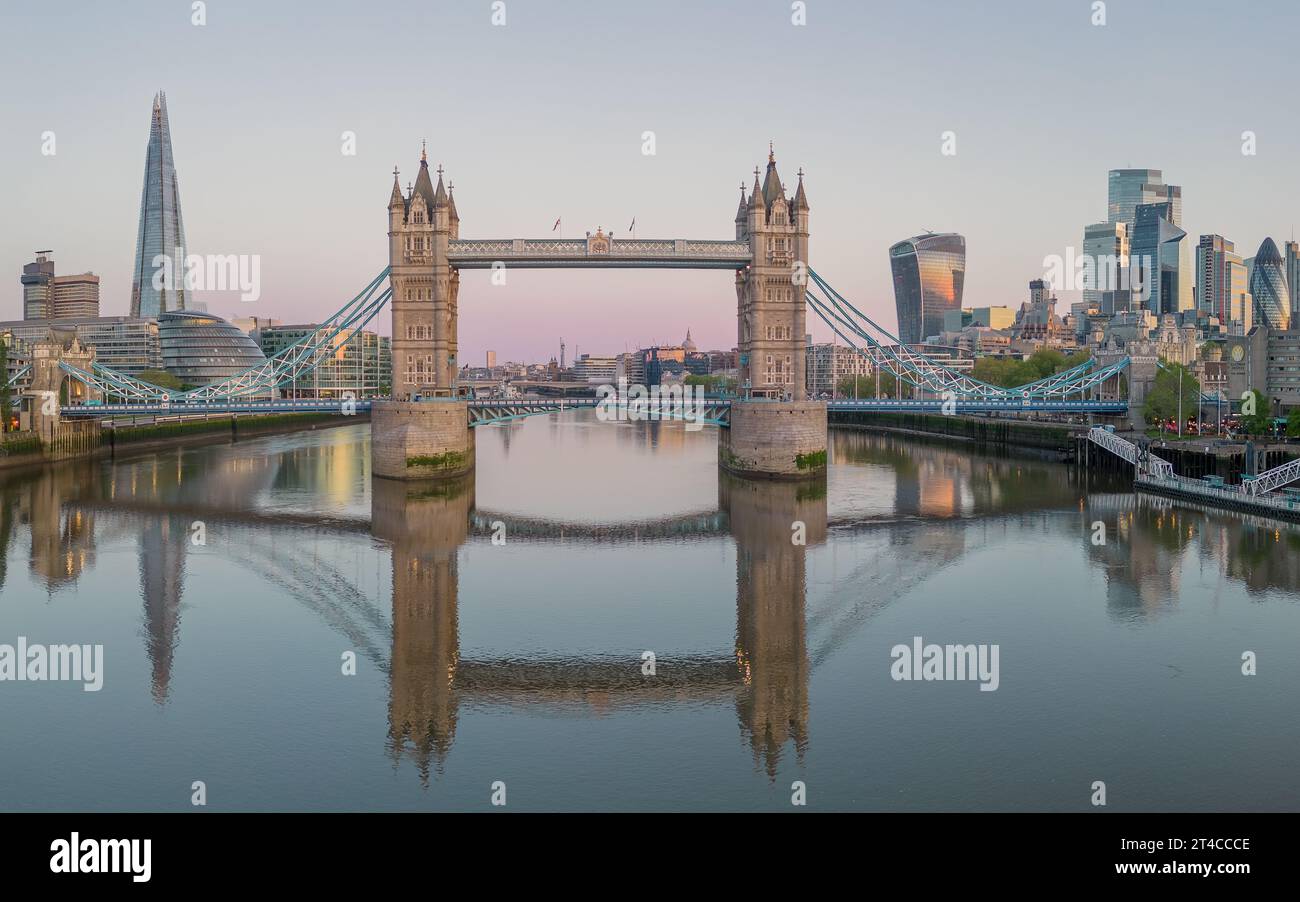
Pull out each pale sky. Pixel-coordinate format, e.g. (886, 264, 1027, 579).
(2, 0, 1297, 363)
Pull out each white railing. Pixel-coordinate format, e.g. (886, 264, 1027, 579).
(1243, 456, 1300, 496)
(1087, 427, 1175, 478)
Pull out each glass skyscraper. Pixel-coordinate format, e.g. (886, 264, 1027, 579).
(130, 92, 188, 318)
(1196, 235, 1251, 334)
(1081, 221, 1127, 313)
(1130, 203, 1190, 316)
(1285, 239, 1300, 320)
(1249, 237, 1291, 331)
(1108, 169, 1180, 233)
(889, 233, 965, 345)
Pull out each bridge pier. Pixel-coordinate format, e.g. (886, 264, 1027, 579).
(371, 400, 475, 481)
(719, 401, 827, 480)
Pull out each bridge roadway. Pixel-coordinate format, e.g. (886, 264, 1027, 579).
(59, 395, 1128, 422)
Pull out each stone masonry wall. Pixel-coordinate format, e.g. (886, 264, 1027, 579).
(719, 400, 827, 479)
(372, 400, 475, 480)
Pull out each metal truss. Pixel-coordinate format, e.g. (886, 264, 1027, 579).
(4, 364, 30, 389)
(59, 268, 392, 405)
(1243, 457, 1300, 496)
(806, 268, 1129, 402)
(1087, 426, 1174, 478)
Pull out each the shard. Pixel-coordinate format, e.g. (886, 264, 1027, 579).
(130, 92, 188, 317)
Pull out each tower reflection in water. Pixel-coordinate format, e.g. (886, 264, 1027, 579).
(371, 476, 471, 782)
(722, 472, 824, 777)
(369, 470, 823, 779)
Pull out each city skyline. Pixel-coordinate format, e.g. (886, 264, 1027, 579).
(3, 0, 1299, 363)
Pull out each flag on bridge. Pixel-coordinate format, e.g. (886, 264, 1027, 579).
(628, 217, 636, 233)
(552, 217, 561, 232)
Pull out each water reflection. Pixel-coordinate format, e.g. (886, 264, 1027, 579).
(1, 419, 1297, 805)
(367, 467, 825, 779)
(722, 473, 824, 776)
(372, 476, 470, 781)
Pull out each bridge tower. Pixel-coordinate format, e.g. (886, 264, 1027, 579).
(736, 145, 809, 400)
(374, 146, 473, 481)
(388, 143, 460, 399)
(722, 146, 826, 480)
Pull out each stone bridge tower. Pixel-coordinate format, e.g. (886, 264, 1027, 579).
(722, 146, 825, 481)
(736, 145, 810, 400)
(27, 333, 98, 442)
(388, 143, 460, 399)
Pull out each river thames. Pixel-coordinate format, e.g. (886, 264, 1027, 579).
(1, 415, 1297, 811)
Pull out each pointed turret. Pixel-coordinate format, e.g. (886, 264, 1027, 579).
(793, 168, 809, 211)
(433, 166, 449, 208)
(412, 155, 437, 218)
(389, 166, 404, 208)
(447, 182, 459, 222)
(761, 142, 784, 207)
(735, 183, 748, 223)
(748, 169, 765, 212)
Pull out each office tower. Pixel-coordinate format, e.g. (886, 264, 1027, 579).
(1286, 239, 1300, 319)
(1108, 169, 1181, 233)
(20, 251, 55, 319)
(1130, 202, 1191, 315)
(1248, 237, 1291, 331)
(889, 232, 965, 345)
(1082, 222, 1127, 313)
(130, 92, 189, 318)
(1196, 235, 1252, 335)
(486, 350, 497, 370)
(51, 273, 100, 318)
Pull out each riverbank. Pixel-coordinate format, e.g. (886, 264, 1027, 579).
(0, 411, 369, 472)
(828, 410, 1078, 456)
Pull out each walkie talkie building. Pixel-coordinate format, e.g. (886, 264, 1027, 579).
(129, 92, 189, 318)
(889, 232, 966, 345)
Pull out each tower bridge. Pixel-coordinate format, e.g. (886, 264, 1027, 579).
(48, 139, 1152, 483)
(375, 142, 822, 481)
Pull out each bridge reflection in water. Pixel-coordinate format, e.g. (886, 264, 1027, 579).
(2, 424, 1298, 793)
(370, 471, 825, 780)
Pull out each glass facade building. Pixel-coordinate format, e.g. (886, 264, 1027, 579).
(1108, 169, 1180, 233)
(0, 317, 162, 376)
(21, 253, 55, 320)
(1286, 239, 1300, 320)
(1196, 235, 1252, 335)
(1130, 203, 1190, 316)
(257, 325, 391, 397)
(159, 311, 266, 385)
(1248, 237, 1291, 331)
(889, 233, 965, 345)
(130, 92, 189, 318)
(1081, 222, 1127, 313)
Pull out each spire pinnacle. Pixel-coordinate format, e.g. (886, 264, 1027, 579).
(768, 141, 775, 163)
(421, 140, 427, 162)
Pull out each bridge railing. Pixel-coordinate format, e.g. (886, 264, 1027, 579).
(1087, 427, 1174, 478)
